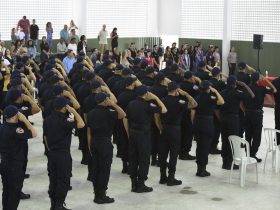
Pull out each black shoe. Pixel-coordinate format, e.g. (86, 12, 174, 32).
(81, 159, 89, 165)
(24, 173, 30, 179)
(233, 164, 239, 170)
(131, 178, 137, 192)
(50, 199, 56, 210)
(54, 204, 71, 210)
(151, 159, 158, 166)
(87, 175, 93, 182)
(210, 148, 221, 155)
(252, 156, 262, 163)
(179, 153, 196, 160)
(167, 175, 182, 186)
(94, 195, 115, 204)
(159, 176, 168, 184)
(68, 186, 72, 191)
(20, 192, 31, 200)
(136, 181, 153, 193)
(122, 161, 129, 174)
(196, 166, 211, 177)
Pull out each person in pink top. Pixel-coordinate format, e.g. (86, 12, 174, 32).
(144, 51, 154, 67)
(17, 16, 30, 44)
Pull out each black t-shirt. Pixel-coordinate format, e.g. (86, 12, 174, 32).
(167, 73, 184, 83)
(141, 76, 155, 87)
(136, 70, 147, 81)
(30, 24, 39, 39)
(98, 68, 113, 82)
(87, 105, 118, 139)
(126, 97, 161, 130)
(107, 74, 123, 90)
(117, 89, 137, 111)
(0, 122, 32, 162)
(195, 69, 211, 81)
(272, 77, 280, 105)
(151, 51, 159, 67)
(77, 82, 91, 104)
(195, 92, 217, 116)
(236, 71, 251, 85)
(161, 95, 188, 125)
(82, 93, 97, 114)
(180, 81, 200, 98)
(220, 87, 248, 114)
(150, 84, 168, 99)
(43, 111, 76, 152)
(209, 78, 226, 92)
(244, 83, 273, 110)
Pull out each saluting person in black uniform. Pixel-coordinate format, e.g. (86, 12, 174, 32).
(192, 81, 224, 177)
(244, 72, 277, 162)
(220, 76, 255, 169)
(44, 96, 85, 210)
(0, 105, 37, 210)
(124, 85, 167, 193)
(158, 82, 197, 186)
(87, 93, 126, 204)
(272, 76, 280, 144)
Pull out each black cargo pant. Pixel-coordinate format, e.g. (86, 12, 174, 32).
(194, 116, 214, 166)
(91, 137, 113, 194)
(159, 125, 181, 176)
(245, 110, 263, 156)
(128, 126, 151, 181)
(48, 151, 72, 205)
(275, 104, 280, 145)
(151, 121, 160, 160)
(220, 114, 239, 164)
(211, 113, 221, 151)
(0, 160, 24, 210)
(180, 110, 193, 154)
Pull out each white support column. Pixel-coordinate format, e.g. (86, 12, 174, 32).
(73, 0, 88, 36)
(222, 0, 232, 75)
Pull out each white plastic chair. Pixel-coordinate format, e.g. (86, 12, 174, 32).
(263, 128, 280, 173)
(228, 135, 258, 187)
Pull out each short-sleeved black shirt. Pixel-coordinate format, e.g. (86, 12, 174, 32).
(30, 24, 39, 39)
(220, 87, 248, 114)
(136, 70, 147, 81)
(117, 89, 137, 111)
(195, 70, 211, 81)
(98, 68, 113, 82)
(112, 78, 126, 97)
(107, 74, 123, 90)
(180, 81, 200, 98)
(150, 84, 168, 99)
(244, 83, 273, 110)
(126, 97, 161, 130)
(272, 77, 280, 105)
(209, 78, 226, 92)
(195, 92, 217, 116)
(82, 93, 97, 114)
(77, 82, 91, 104)
(0, 122, 32, 162)
(236, 71, 251, 85)
(87, 105, 118, 139)
(167, 73, 184, 83)
(141, 76, 155, 87)
(160, 95, 188, 125)
(43, 111, 76, 152)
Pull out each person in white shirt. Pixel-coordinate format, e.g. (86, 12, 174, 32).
(67, 38, 77, 56)
(17, 27, 25, 40)
(98, 24, 108, 54)
(57, 38, 68, 60)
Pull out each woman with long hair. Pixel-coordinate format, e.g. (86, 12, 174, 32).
(227, 46, 238, 75)
(77, 35, 87, 54)
(110, 27, 118, 51)
(46, 22, 53, 48)
(27, 40, 36, 58)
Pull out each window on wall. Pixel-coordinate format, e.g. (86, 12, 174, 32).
(180, 0, 224, 39)
(232, 0, 280, 42)
(86, 0, 149, 38)
(0, 0, 73, 41)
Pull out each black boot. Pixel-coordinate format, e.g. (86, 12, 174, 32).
(20, 192, 31, 200)
(159, 171, 168, 184)
(151, 155, 157, 166)
(122, 161, 128, 174)
(196, 165, 211, 177)
(94, 191, 115, 204)
(131, 177, 137, 192)
(81, 150, 89, 165)
(136, 180, 153, 193)
(54, 201, 71, 210)
(167, 174, 182, 186)
(50, 198, 56, 210)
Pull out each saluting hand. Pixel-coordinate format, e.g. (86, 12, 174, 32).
(18, 112, 27, 122)
(66, 105, 75, 113)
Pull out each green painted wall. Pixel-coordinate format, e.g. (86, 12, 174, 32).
(179, 38, 279, 77)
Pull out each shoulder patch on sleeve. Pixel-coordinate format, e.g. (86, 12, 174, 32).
(210, 96, 217, 100)
(193, 85, 199, 90)
(179, 100, 186, 104)
(21, 106, 29, 111)
(16, 127, 24, 134)
(67, 113, 75, 122)
(109, 108, 115, 112)
(150, 103, 157, 107)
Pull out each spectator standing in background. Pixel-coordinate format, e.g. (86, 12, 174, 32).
(70, 29, 79, 43)
(17, 27, 25, 41)
(213, 46, 221, 67)
(17, 16, 30, 44)
(57, 38, 67, 60)
(110, 27, 118, 51)
(69, 19, 78, 32)
(77, 35, 87, 54)
(195, 45, 204, 72)
(11, 28, 18, 43)
(30, 19, 39, 47)
(98, 24, 108, 54)
(227, 46, 238, 75)
(128, 42, 137, 58)
(60, 25, 70, 45)
(46, 22, 53, 49)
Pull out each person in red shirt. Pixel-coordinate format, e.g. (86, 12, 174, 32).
(17, 16, 30, 45)
(144, 51, 154, 67)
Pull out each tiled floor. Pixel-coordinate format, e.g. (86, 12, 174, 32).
(3, 107, 279, 210)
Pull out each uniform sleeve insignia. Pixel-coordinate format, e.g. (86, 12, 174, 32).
(16, 127, 25, 134)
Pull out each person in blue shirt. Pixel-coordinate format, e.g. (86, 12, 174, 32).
(60, 25, 70, 45)
(63, 49, 76, 74)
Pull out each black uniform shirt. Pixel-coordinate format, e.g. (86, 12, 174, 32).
(209, 78, 226, 92)
(236, 71, 251, 85)
(150, 84, 168, 99)
(98, 68, 113, 82)
(141, 76, 155, 87)
(244, 83, 273, 110)
(0, 122, 32, 161)
(77, 82, 91, 104)
(195, 92, 217, 116)
(117, 89, 137, 111)
(136, 70, 146, 81)
(87, 105, 118, 139)
(161, 95, 188, 125)
(195, 69, 211, 81)
(107, 74, 123, 90)
(220, 87, 248, 114)
(112, 78, 126, 97)
(180, 81, 200, 98)
(126, 97, 161, 129)
(43, 111, 76, 152)
(272, 77, 280, 105)
(82, 93, 97, 114)
(168, 73, 184, 83)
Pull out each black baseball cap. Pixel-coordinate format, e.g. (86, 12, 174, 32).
(184, 71, 193, 79)
(4, 105, 19, 119)
(125, 77, 137, 86)
(167, 81, 179, 92)
(135, 85, 148, 96)
(95, 92, 109, 104)
(53, 96, 69, 110)
(200, 80, 212, 90)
